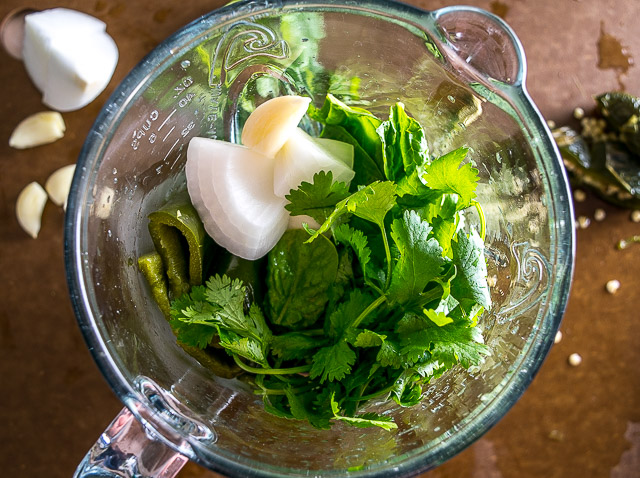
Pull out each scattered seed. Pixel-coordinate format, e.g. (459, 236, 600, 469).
(631, 210, 640, 223)
(617, 235, 640, 249)
(487, 275, 498, 287)
(546, 119, 556, 129)
(606, 279, 621, 294)
(568, 353, 582, 366)
(577, 216, 591, 229)
(554, 330, 563, 344)
(594, 208, 606, 221)
(573, 189, 587, 202)
(573, 107, 585, 120)
(549, 429, 565, 441)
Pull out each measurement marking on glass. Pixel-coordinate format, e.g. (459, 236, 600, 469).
(170, 152, 183, 170)
(158, 109, 177, 131)
(163, 125, 176, 142)
(163, 138, 180, 162)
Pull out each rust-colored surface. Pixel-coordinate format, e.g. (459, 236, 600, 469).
(1, 1, 638, 477)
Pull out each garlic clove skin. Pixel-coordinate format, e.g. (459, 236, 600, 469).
(45, 164, 76, 209)
(16, 181, 48, 238)
(9, 111, 66, 149)
(22, 8, 118, 112)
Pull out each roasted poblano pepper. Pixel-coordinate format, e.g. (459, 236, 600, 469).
(138, 198, 211, 316)
(552, 91, 640, 208)
(137, 252, 172, 318)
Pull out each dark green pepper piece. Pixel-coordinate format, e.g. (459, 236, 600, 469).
(553, 126, 592, 169)
(596, 92, 640, 156)
(148, 200, 210, 298)
(137, 252, 171, 318)
(181, 345, 241, 379)
(596, 92, 640, 130)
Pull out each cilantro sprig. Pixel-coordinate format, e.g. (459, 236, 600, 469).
(169, 97, 490, 431)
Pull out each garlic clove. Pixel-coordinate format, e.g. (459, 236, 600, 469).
(241, 95, 311, 158)
(16, 181, 48, 238)
(9, 111, 66, 149)
(45, 164, 75, 209)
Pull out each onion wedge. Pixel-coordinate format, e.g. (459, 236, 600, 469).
(186, 137, 288, 260)
(273, 127, 355, 197)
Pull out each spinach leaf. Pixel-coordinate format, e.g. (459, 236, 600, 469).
(377, 102, 430, 191)
(266, 229, 339, 329)
(320, 124, 384, 186)
(309, 94, 385, 178)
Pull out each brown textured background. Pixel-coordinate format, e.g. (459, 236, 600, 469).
(1, 1, 639, 477)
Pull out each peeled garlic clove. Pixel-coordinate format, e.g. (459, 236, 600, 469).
(45, 164, 75, 209)
(241, 95, 311, 157)
(9, 111, 65, 149)
(16, 181, 48, 238)
(22, 8, 118, 112)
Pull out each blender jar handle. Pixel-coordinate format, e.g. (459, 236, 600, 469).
(74, 407, 188, 478)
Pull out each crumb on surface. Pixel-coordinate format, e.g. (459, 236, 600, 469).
(631, 210, 640, 223)
(594, 208, 606, 221)
(554, 330, 563, 344)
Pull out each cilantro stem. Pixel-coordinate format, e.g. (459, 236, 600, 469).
(380, 222, 392, 290)
(471, 200, 486, 242)
(352, 294, 387, 329)
(349, 382, 396, 402)
(233, 356, 312, 375)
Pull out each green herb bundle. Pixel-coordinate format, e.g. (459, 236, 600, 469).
(169, 95, 491, 430)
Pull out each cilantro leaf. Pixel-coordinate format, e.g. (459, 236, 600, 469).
(285, 171, 350, 224)
(397, 313, 490, 368)
(216, 327, 269, 367)
(422, 147, 478, 208)
(387, 210, 445, 304)
(310, 340, 357, 383)
(351, 329, 387, 348)
(450, 228, 491, 312)
(169, 275, 273, 366)
(333, 412, 398, 431)
(307, 181, 398, 242)
(333, 224, 373, 284)
(285, 386, 332, 429)
(376, 339, 404, 369)
(329, 393, 397, 430)
(270, 332, 326, 361)
(390, 370, 423, 407)
(169, 286, 217, 348)
(424, 309, 453, 326)
(327, 289, 376, 338)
